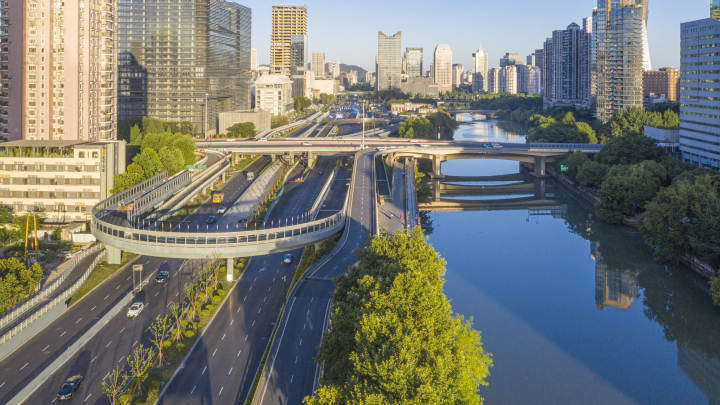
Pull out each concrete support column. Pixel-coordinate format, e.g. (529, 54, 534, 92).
(432, 178, 441, 202)
(307, 151, 314, 164)
(107, 245, 122, 265)
(534, 156, 546, 178)
(226, 258, 234, 281)
(431, 155, 442, 179)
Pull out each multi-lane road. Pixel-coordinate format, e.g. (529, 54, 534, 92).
(158, 156, 344, 404)
(252, 151, 376, 405)
(0, 157, 269, 404)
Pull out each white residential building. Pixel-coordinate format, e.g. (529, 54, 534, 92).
(255, 74, 293, 115)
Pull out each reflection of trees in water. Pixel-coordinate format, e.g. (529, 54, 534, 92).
(419, 211, 434, 235)
(557, 186, 720, 399)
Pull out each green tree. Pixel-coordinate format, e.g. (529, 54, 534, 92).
(102, 366, 129, 405)
(320, 93, 335, 106)
(596, 134, 666, 166)
(129, 125, 142, 145)
(142, 117, 166, 134)
(127, 344, 154, 395)
(0, 206, 13, 223)
(225, 122, 256, 138)
(158, 146, 185, 175)
(565, 152, 590, 181)
(711, 278, 720, 307)
(596, 161, 666, 224)
(306, 230, 492, 405)
(294, 96, 313, 113)
(148, 314, 171, 366)
(133, 148, 164, 178)
(608, 106, 648, 138)
(0, 259, 43, 314)
(576, 161, 608, 188)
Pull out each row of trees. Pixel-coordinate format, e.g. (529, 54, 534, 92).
(102, 261, 232, 404)
(0, 258, 43, 314)
(558, 134, 720, 305)
(398, 111, 458, 140)
(306, 230, 492, 405)
(112, 118, 197, 194)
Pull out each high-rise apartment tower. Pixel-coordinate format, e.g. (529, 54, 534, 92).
(271, 5, 307, 75)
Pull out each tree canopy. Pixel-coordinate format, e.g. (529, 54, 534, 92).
(398, 112, 458, 140)
(294, 96, 313, 113)
(225, 122, 256, 138)
(306, 229, 492, 405)
(0, 258, 43, 314)
(596, 161, 667, 224)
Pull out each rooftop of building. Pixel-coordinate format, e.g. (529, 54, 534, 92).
(255, 74, 293, 86)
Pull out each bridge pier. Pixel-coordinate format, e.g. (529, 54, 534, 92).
(432, 178, 441, 201)
(226, 258, 234, 281)
(534, 156, 547, 178)
(107, 245, 122, 265)
(431, 155, 443, 179)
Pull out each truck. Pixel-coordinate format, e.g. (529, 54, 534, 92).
(212, 191, 224, 204)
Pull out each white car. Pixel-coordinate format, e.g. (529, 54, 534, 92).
(126, 302, 144, 318)
(217, 206, 227, 215)
(257, 138, 268, 142)
(302, 141, 312, 146)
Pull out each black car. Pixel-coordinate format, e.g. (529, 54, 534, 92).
(57, 375, 83, 400)
(155, 270, 169, 283)
(206, 216, 217, 225)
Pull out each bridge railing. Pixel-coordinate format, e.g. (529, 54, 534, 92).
(526, 143, 604, 151)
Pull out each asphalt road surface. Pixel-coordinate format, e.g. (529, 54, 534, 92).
(0, 157, 269, 404)
(252, 151, 376, 405)
(157, 156, 344, 405)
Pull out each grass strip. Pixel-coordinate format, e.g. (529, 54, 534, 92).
(67, 253, 138, 306)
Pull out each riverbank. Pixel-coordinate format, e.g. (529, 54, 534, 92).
(545, 164, 717, 281)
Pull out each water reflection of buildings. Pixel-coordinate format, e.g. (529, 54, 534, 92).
(591, 242, 639, 310)
(678, 345, 720, 405)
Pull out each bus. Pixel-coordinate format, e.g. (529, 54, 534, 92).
(212, 191, 224, 204)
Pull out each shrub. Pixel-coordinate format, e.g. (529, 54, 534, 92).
(183, 330, 195, 339)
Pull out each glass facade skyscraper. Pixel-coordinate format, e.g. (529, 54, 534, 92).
(405, 48, 423, 78)
(592, 0, 647, 122)
(376, 31, 402, 91)
(118, 0, 251, 135)
(713, 0, 720, 21)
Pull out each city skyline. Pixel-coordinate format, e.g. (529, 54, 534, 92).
(240, 0, 703, 72)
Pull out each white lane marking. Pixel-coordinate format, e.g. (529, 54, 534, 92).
(263, 297, 267, 303)
(154, 291, 159, 297)
(257, 307, 262, 314)
(84, 393, 92, 402)
(175, 291, 179, 297)
(236, 307, 241, 313)
(236, 349, 242, 358)
(251, 320, 255, 327)
(42, 345, 50, 351)
(0, 381, 5, 389)
(119, 327, 125, 334)
(221, 333, 226, 341)
(202, 365, 207, 375)
(299, 338, 303, 346)
(115, 284, 121, 290)
(212, 348, 218, 358)
(103, 372, 110, 381)
(75, 317, 83, 324)
(218, 386, 224, 397)
(118, 356, 125, 363)
(105, 340, 113, 348)
(19, 362, 29, 371)
(90, 305, 97, 311)
(91, 356, 98, 363)
(190, 385, 197, 394)
(132, 340, 138, 347)
(294, 355, 298, 364)
(244, 335, 248, 342)
(228, 367, 233, 376)
(243, 296, 247, 302)
(126, 275, 131, 281)
(290, 375, 294, 383)
(229, 319, 234, 326)
(60, 330, 66, 337)
(249, 286, 253, 292)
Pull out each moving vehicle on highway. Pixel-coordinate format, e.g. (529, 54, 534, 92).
(246, 171, 255, 181)
(56, 375, 83, 400)
(283, 253, 293, 264)
(302, 141, 312, 146)
(126, 302, 144, 318)
(155, 270, 169, 284)
(206, 216, 217, 225)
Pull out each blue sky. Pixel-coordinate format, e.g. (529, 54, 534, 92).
(241, 0, 708, 71)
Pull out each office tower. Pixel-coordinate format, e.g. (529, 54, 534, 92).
(311, 52, 326, 78)
(714, 0, 720, 20)
(517, 65, 542, 95)
(405, 48, 424, 78)
(643, 68, 680, 102)
(500, 52, 522, 67)
(251, 48, 259, 71)
(271, 5, 307, 75)
(452, 64, 464, 88)
(290, 35, 308, 98)
(376, 31, 402, 90)
(499, 65, 517, 94)
(118, 0, 251, 136)
(433, 44, 453, 94)
(0, 0, 117, 141)
(472, 47, 489, 92)
(593, 0, 648, 122)
(544, 22, 592, 108)
(326, 61, 341, 79)
(487, 68, 500, 93)
(680, 16, 720, 170)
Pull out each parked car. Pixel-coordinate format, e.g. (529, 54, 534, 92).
(126, 302, 144, 318)
(56, 375, 84, 400)
(155, 271, 169, 284)
(282, 253, 293, 264)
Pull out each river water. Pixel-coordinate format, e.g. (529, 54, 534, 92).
(424, 119, 720, 404)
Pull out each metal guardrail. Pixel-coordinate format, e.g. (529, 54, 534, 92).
(132, 171, 192, 218)
(0, 244, 105, 332)
(99, 171, 169, 212)
(0, 246, 106, 347)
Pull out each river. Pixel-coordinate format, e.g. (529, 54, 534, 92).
(423, 119, 720, 404)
